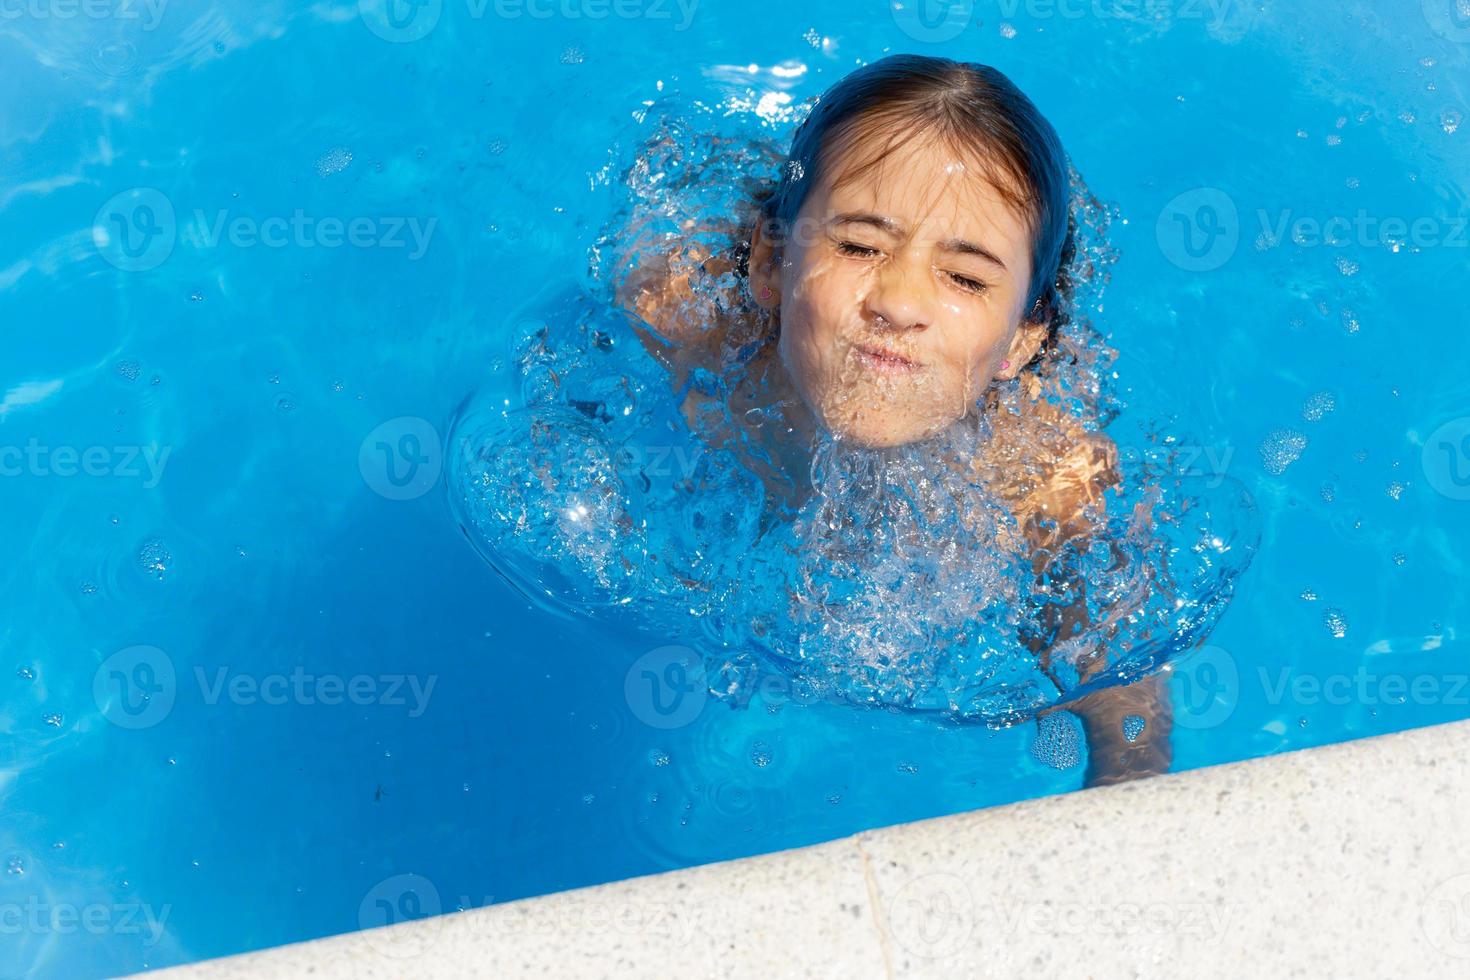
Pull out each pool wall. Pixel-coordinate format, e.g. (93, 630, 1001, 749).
(144, 718, 1470, 977)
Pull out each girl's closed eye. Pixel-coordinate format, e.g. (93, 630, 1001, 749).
(835, 240, 882, 258)
(946, 271, 989, 294)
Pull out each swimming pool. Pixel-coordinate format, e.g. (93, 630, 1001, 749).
(2, 1, 1468, 975)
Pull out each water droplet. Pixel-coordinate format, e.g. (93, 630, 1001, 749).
(1259, 429, 1307, 475)
(1301, 391, 1335, 422)
(315, 146, 354, 178)
(137, 538, 171, 581)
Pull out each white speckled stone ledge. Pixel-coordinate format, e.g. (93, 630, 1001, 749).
(148, 719, 1470, 978)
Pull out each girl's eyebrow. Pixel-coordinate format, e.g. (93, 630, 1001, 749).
(829, 211, 1008, 271)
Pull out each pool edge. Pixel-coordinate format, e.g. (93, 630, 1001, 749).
(142, 720, 1470, 977)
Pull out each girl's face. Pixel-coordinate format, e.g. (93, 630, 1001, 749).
(750, 135, 1048, 449)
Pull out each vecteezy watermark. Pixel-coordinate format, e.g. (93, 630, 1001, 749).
(1422, 417, 1470, 502)
(885, 871, 1233, 959)
(0, 0, 167, 29)
(183, 210, 437, 260)
(0, 440, 171, 488)
(623, 646, 823, 730)
(1157, 188, 1470, 272)
(1156, 187, 1240, 272)
(1422, 0, 1470, 43)
(92, 646, 438, 729)
(195, 667, 437, 717)
(359, 874, 445, 959)
(93, 188, 176, 272)
(360, 416, 443, 501)
(94, 646, 178, 730)
(358, 0, 698, 43)
(1168, 644, 1239, 730)
(93, 189, 438, 272)
(887, 873, 976, 958)
(1258, 666, 1470, 709)
(624, 645, 708, 729)
(1116, 442, 1235, 489)
(890, 0, 1253, 42)
(0, 899, 172, 945)
(1422, 873, 1470, 959)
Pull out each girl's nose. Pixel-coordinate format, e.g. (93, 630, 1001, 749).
(865, 254, 935, 331)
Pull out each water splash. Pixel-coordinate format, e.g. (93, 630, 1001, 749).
(448, 104, 1259, 727)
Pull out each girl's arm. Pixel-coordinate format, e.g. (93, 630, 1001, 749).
(1024, 432, 1174, 787)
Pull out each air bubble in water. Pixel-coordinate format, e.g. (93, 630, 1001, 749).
(750, 741, 772, 768)
(1323, 608, 1348, 639)
(1301, 391, 1335, 422)
(1122, 714, 1146, 742)
(5, 858, 22, 876)
(1259, 429, 1307, 475)
(115, 359, 141, 381)
(1443, 109, 1462, 135)
(648, 749, 670, 767)
(42, 713, 63, 727)
(137, 538, 171, 581)
(1030, 712, 1081, 770)
(315, 146, 353, 177)
(16, 666, 34, 680)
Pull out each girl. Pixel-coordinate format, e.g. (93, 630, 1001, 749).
(613, 54, 1170, 788)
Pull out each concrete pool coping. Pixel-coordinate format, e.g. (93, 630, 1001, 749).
(149, 718, 1470, 978)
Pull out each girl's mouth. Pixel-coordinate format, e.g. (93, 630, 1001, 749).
(852, 343, 921, 376)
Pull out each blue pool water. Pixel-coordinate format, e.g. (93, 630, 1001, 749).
(3, 1, 1470, 975)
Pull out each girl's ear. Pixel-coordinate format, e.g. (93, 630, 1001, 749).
(747, 214, 783, 310)
(996, 309, 1049, 381)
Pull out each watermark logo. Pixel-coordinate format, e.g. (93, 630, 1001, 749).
(1169, 644, 1238, 729)
(93, 645, 177, 730)
(1156, 187, 1239, 272)
(93, 188, 176, 272)
(0, 0, 168, 29)
(359, 0, 443, 41)
(0, 899, 172, 944)
(1422, 873, 1470, 958)
(887, 873, 975, 959)
(184, 210, 437, 260)
(624, 645, 706, 729)
(891, 0, 974, 42)
(1423, 0, 1470, 43)
(1422, 417, 1470, 501)
(0, 440, 171, 487)
(359, 873, 444, 958)
(360, 417, 443, 501)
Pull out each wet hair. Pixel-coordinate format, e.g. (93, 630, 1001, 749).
(738, 54, 1073, 358)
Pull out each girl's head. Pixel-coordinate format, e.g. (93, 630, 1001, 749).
(745, 54, 1071, 449)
